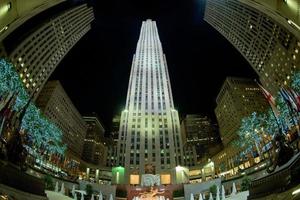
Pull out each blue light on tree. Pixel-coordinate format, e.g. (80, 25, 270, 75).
(0, 58, 66, 156)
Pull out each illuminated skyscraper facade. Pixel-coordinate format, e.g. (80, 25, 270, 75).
(117, 19, 183, 183)
(204, 0, 300, 95)
(7, 4, 94, 98)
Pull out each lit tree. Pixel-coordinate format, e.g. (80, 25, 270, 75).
(0, 59, 28, 111)
(236, 112, 266, 155)
(0, 58, 66, 156)
(276, 94, 296, 132)
(291, 71, 300, 93)
(264, 108, 280, 136)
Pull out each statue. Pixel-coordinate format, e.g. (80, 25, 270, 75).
(266, 134, 294, 173)
(139, 187, 165, 200)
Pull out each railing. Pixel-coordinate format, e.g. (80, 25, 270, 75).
(0, 162, 46, 196)
(248, 153, 300, 199)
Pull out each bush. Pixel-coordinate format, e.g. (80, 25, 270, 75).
(241, 176, 251, 191)
(85, 184, 93, 197)
(44, 174, 54, 190)
(173, 189, 184, 197)
(116, 189, 127, 198)
(209, 184, 217, 198)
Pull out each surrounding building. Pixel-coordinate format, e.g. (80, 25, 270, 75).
(181, 115, 221, 167)
(116, 19, 183, 184)
(36, 80, 87, 161)
(0, 0, 66, 42)
(106, 115, 120, 167)
(82, 114, 107, 166)
(214, 77, 268, 146)
(204, 0, 300, 95)
(4, 3, 94, 98)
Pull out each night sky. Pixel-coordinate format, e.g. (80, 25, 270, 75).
(51, 0, 258, 131)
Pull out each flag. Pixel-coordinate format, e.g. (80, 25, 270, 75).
(288, 88, 300, 111)
(280, 88, 298, 112)
(256, 81, 280, 116)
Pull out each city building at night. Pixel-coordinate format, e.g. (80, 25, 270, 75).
(1, 0, 300, 199)
(215, 77, 268, 146)
(181, 114, 221, 167)
(36, 80, 87, 163)
(0, 0, 66, 42)
(82, 114, 107, 166)
(3, 3, 94, 98)
(106, 115, 120, 167)
(204, 0, 300, 95)
(212, 77, 269, 178)
(116, 19, 183, 184)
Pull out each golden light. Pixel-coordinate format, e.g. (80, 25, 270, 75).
(130, 174, 139, 185)
(161, 174, 171, 185)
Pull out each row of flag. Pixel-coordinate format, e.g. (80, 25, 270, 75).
(257, 81, 300, 134)
(258, 82, 300, 115)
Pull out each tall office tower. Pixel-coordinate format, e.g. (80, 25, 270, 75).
(204, 0, 300, 95)
(0, 0, 66, 42)
(5, 4, 94, 98)
(36, 80, 87, 161)
(83, 115, 107, 166)
(215, 77, 268, 146)
(181, 115, 221, 166)
(117, 19, 183, 183)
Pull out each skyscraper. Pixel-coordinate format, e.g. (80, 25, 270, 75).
(117, 19, 183, 183)
(82, 115, 107, 166)
(181, 115, 221, 166)
(215, 77, 268, 146)
(36, 80, 87, 161)
(106, 115, 120, 167)
(204, 0, 300, 95)
(0, 0, 66, 42)
(4, 4, 94, 98)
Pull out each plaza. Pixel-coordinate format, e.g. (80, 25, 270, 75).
(0, 0, 300, 200)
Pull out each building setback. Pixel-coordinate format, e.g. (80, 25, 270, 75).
(214, 77, 268, 146)
(6, 4, 94, 98)
(204, 0, 300, 95)
(36, 80, 87, 159)
(117, 19, 183, 183)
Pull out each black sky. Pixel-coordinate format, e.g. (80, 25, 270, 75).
(51, 0, 258, 131)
